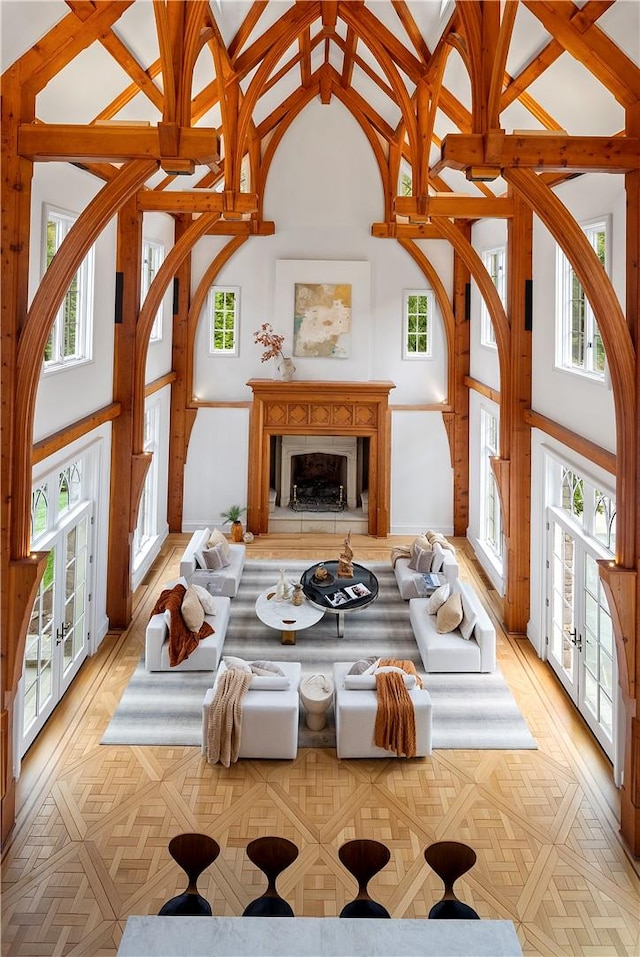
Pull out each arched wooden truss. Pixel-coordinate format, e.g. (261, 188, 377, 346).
(1, 0, 639, 855)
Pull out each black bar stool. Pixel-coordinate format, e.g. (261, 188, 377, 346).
(242, 835, 299, 916)
(158, 833, 219, 916)
(423, 840, 480, 919)
(338, 838, 391, 918)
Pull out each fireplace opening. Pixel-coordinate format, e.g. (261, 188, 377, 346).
(290, 453, 348, 512)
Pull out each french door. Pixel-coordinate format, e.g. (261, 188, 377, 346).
(547, 514, 616, 760)
(21, 503, 92, 754)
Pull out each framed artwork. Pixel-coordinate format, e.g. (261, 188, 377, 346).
(293, 282, 351, 358)
(274, 260, 370, 368)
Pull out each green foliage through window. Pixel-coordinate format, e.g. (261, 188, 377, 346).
(209, 287, 238, 354)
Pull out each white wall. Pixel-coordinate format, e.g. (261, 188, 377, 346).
(182, 408, 250, 531)
(143, 211, 176, 383)
(31, 163, 117, 441)
(183, 97, 454, 529)
(531, 173, 620, 453)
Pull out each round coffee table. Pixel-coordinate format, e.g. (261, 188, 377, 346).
(300, 561, 379, 638)
(255, 586, 325, 644)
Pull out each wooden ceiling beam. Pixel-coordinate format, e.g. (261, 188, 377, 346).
(92, 28, 164, 111)
(438, 132, 640, 174)
(18, 124, 220, 168)
(394, 194, 514, 220)
(227, 1, 269, 59)
(16, 1, 133, 97)
(321, 1, 338, 31)
(340, 1, 423, 82)
(232, 2, 321, 77)
(390, 0, 432, 66)
(523, 0, 640, 107)
(371, 222, 441, 239)
(137, 190, 257, 214)
(300, 26, 312, 87)
(501, 1, 615, 110)
(340, 26, 357, 88)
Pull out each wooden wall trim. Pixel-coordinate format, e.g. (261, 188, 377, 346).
(525, 408, 617, 475)
(31, 402, 121, 465)
(389, 403, 453, 412)
(190, 400, 252, 409)
(144, 371, 176, 397)
(464, 375, 501, 404)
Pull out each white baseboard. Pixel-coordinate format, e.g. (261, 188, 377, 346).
(390, 524, 453, 536)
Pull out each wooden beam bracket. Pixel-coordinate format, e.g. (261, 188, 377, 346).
(597, 560, 637, 702)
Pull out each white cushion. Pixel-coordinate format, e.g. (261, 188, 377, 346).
(425, 583, 450, 614)
(459, 586, 479, 640)
(191, 583, 217, 615)
(249, 675, 290, 690)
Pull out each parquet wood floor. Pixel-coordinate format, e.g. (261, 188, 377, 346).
(2, 534, 639, 956)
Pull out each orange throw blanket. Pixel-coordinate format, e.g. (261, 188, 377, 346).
(150, 583, 213, 667)
(374, 658, 422, 758)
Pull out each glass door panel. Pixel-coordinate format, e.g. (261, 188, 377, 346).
(61, 513, 89, 686)
(22, 549, 57, 750)
(580, 554, 614, 754)
(548, 521, 578, 699)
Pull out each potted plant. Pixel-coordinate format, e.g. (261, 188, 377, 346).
(220, 505, 247, 543)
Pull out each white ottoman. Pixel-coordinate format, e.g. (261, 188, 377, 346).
(202, 661, 302, 760)
(333, 661, 433, 759)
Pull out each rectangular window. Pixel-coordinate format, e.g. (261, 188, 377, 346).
(43, 207, 94, 370)
(208, 286, 239, 356)
(403, 290, 434, 359)
(556, 220, 607, 380)
(480, 407, 503, 561)
(141, 239, 164, 341)
(480, 246, 505, 348)
(133, 404, 159, 563)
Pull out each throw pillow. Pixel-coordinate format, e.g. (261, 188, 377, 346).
(191, 583, 217, 616)
(250, 660, 285, 676)
(430, 542, 445, 573)
(201, 542, 230, 570)
(181, 585, 205, 632)
(249, 675, 290, 691)
(459, 587, 479, 641)
(436, 591, 464, 634)
(348, 656, 378, 675)
(408, 543, 433, 572)
(223, 655, 251, 673)
(425, 582, 450, 614)
(207, 528, 231, 562)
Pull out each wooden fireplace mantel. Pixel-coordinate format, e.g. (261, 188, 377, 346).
(246, 379, 395, 537)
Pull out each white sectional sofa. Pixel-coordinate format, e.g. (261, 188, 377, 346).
(333, 661, 433, 759)
(408, 580, 496, 673)
(145, 587, 231, 672)
(179, 527, 246, 598)
(394, 541, 459, 600)
(202, 660, 302, 760)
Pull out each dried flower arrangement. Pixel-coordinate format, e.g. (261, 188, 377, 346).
(253, 322, 285, 362)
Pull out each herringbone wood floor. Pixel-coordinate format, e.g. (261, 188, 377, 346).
(2, 534, 639, 956)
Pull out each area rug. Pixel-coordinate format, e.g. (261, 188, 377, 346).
(102, 560, 536, 750)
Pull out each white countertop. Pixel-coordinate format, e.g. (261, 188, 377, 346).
(118, 916, 523, 956)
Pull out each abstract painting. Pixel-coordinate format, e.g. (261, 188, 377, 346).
(293, 282, 351, 358)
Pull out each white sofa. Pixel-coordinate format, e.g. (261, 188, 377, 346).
(145, 583, 231, 672)
(201, 660, 302, 760)
(333, 661, 433, 759)
(394, 541, 459, 600)
(409, 580, 496, 673)
(180, 527, 246, 598)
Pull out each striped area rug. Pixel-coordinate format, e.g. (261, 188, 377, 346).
(102, 560, 536, 750)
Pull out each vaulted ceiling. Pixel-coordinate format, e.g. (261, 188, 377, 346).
(2, 0, 638, 211)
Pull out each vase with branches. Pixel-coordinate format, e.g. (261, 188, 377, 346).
(253, 323, 295, 380)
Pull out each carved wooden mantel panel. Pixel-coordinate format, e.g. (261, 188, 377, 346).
(247, 380, 395, 537)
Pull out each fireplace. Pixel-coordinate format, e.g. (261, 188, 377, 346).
(281, 436, 358, 512)
(246, 379, 395, 536)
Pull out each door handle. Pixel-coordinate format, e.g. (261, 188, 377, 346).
(55, 622, 67, 646)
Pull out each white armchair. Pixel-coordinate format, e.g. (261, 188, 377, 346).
(333, 661, 433, 759)
(201, 661, 302, 760)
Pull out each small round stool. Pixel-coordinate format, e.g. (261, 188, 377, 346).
(300, 673, 334, 730)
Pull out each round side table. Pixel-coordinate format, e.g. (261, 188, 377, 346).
(300, 673, 334, 730)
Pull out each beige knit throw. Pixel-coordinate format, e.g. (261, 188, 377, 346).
(206, 668, 253, 767)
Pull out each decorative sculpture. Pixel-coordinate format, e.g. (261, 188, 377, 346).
(274, 567, 292, 601)
(337, 531, 354, 578)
